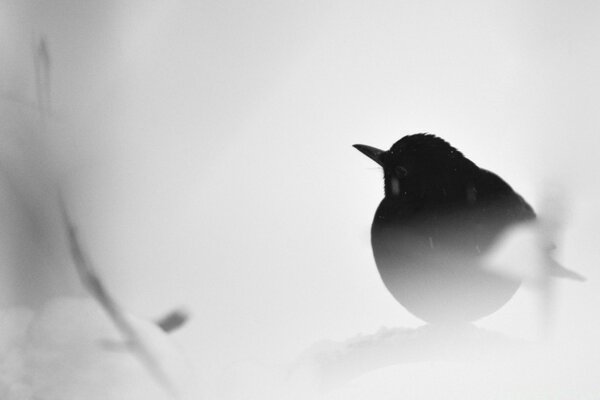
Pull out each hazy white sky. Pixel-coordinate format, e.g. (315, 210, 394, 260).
(2, 0, 600, 398)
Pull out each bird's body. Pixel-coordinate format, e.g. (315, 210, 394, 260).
(355, 134, 538, 323)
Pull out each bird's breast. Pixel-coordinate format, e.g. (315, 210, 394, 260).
(369, 199, 520, 323)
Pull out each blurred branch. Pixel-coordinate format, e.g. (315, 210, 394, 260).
(58, 191, 180, 398)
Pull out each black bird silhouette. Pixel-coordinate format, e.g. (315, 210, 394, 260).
(354, 134, 582, 324)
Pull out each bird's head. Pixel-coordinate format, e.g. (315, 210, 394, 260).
(354, 134, 477, 201)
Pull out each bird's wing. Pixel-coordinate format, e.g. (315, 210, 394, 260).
(475, 168, 536, 223)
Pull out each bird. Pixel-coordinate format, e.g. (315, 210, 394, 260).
(354, 134, 583, 324)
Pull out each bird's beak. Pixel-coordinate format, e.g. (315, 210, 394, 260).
(353, 144, 384, 166)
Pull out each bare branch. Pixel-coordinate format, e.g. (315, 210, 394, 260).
(58, 194, 180, 398)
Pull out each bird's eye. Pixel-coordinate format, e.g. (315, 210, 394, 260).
(395, 166, 408, 177)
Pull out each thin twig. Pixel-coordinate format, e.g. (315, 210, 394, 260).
(32, 34, 178, 397)
(58, 195, 179, 398)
